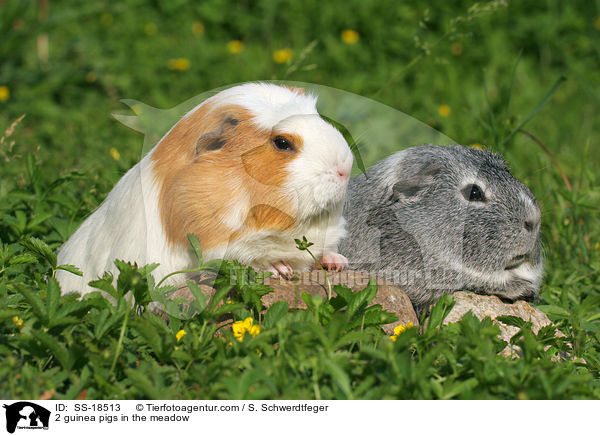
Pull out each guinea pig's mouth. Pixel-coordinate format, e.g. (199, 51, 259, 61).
(504, 254, 527, 270)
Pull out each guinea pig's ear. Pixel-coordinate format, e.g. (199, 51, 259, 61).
(283, 85, 305, 95)
(391, 162, 442, 202)
(195, 115, 239, 155)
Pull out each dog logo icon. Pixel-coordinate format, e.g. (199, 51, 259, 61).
(2, 402, 50, 434)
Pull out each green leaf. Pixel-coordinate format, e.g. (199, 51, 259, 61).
(264, 301, 288, 328)
(55, 264, 83, 277)
(301, 292, 324, 313)
(8, 253, 38, 266)
(88, 273, 118, 299)
(347, 305, 397, 330)
(124, 368, 159, 399)
(347, 279, 377, 318)
(186, 280, 208, 314)
(323, 358, 352, 398)
(0, 309, 20, 322)
(46, 277, 61, 320)
(26, 153, 42, 195)
(187, 233, 203, 265)
(536, 305, 571, 318)
(334, 330, 372, 349)
(331, 284, 354, 303)
(212, 302, 245, 317)
(20, 236, 57, 268)
(15, 210, 28, 233)
(208, 284, 232, 313)
(425, 294, 455, 330)
(132, 318, 165, 358)
(496, 315, 532, 330)
(27, 212, 54, 229)
(15, 285, 48, 324)
(93, 310, 121, 340)
(31, 330, 73, 370)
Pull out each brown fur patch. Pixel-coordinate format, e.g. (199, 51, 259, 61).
(152, 102, 305, 251)
(284, 86, 305, 95)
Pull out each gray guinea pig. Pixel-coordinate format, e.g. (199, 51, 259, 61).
(339, 145, 543, 313)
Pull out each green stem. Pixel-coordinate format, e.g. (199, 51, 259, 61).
(306, 248, 333, 300)
(156, 266, 204, 289)
(110, 299, 131, 377)
(312, 360, 321, 400)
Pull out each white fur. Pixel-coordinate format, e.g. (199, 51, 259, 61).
(283, 115, 353, 220)
(56, 153, 195, 295)
(204, 208, 347, 273)
(519, 190, 533, 208)
(56, 83, 352, 296)
(449, 258, 544, 299)
(184, 83, 318, 130)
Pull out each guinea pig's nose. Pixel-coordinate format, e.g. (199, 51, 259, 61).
(336, 167, 349, 180)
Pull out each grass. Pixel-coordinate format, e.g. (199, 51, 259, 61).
(1, 0, 599, 399)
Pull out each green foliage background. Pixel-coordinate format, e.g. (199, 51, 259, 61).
(0, 0, 599, 399)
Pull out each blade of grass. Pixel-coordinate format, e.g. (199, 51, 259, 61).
(502, 76, 566, 147)
(518, 129, 572, 192)
(483, 73, 499, 147)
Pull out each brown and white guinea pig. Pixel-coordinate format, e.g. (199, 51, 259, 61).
(56, 83, 354, 296)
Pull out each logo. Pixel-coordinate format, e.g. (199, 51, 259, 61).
(2, 402, 50, 434)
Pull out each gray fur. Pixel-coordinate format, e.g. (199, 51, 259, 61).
(339, 145, 543, 313)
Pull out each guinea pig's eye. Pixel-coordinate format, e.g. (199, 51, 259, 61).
(272, 136, 294, 152)
(462, 184, 485, 202)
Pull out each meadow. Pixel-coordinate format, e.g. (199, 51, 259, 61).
(0, 0, 599, 399)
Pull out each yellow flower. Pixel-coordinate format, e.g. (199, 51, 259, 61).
(0, 86, 10, 102)
(232, 317, 260, 342)
(272, 48, 293, 64)
(249, 324, 261, 338)
(12, 316, 24, 330)
(85, 72, 97, 83)
(232, 321, 245, 340)
(167, 58, 190, 71)
(393, 324, 407, 335)
(451, 42, 463, 56)
(100, 13, 113, 26)
(144, 22, 157, 36)
(470, 143, 483, 150)
(175, 329, 187, 342)
(390, 322, 413, 341)
(192, 21, 205, 36)
(341, 29, 359, 44)
(242, 317, 254, 331)
(227, 40, 244, 54)
(595, 17, 600, 30)
(109, 147, 120, 161)
(595, 242, 600, 250)
(438, 104, 451, 117)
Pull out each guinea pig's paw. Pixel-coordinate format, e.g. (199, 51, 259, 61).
(318, 252, 348, 272)
(268, 261, 294, 280)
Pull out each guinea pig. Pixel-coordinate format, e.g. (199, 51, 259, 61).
(57, 83, 353, 297)
(339, 145, 543, 313)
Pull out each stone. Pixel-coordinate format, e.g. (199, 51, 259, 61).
(164, 270, 419, 334)
(443, 291, 565, 358)
(263, 270, 419, 334)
